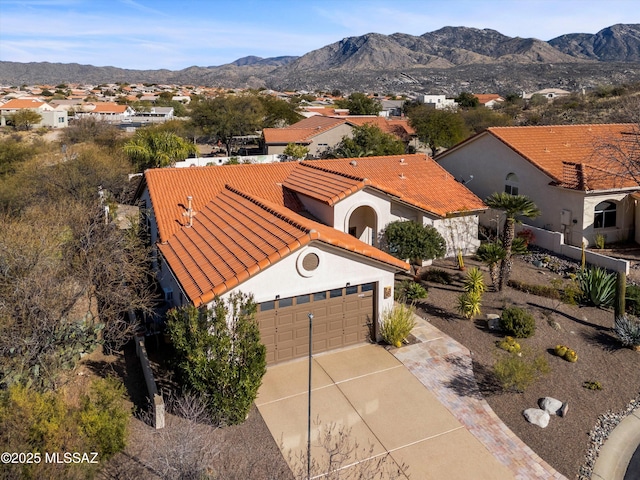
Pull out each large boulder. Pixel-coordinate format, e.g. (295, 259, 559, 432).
(523, 408, 550, 428)
(539, 397, 568, 416)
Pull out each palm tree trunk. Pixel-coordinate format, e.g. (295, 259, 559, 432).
(498, 218, 516, 291)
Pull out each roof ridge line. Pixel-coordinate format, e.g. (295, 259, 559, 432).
(223, 184, 314, 235)
(298, 162, 368, 183)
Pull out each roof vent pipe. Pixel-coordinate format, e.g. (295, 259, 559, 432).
(183, 195, 197, 227)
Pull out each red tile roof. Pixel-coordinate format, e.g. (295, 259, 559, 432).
(486, 124, 639, 191)
(304, 155, 486, 217)
(474, 94, 503, 105)
(1, 98, 46, 109)
(158, 186, 409, 306)
(91, 103, 128, 113)
(144, 155, 485, 304)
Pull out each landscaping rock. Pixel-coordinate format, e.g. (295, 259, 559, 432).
(539, 397, 564, 415)
(560, 402, 569, 418)
(487, 314, 500, 330)
(524, 408, 550, 428)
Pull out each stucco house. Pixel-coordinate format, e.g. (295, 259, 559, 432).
(262, 115, 415, 158)
(80, 102, 135, 122)
(0, 98, 68, 128)
(137, 154, 485, 364)
(436, 124, 640, 247)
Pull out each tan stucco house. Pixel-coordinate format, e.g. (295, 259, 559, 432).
(137, 154, 485, 364)
(436, 124, 640, 247)
(262, 115, 415, 158)
(0, 98, 68, 128)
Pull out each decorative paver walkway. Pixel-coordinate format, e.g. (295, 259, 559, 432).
(391, 316, 567, 480)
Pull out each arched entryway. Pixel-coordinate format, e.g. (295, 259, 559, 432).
(347, 205, 377, 246)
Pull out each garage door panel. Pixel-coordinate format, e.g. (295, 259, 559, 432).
(257, 283, 375, 365)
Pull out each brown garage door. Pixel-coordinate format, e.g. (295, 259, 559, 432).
(256, 283, 375, 364)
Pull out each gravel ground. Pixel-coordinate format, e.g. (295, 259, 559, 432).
(419, 255, 640, 479)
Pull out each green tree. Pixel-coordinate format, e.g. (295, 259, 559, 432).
(167, 293, 267, 425)
(335, 92, 381, 115)
(326, 124, 405, 158)
(407, 105, 468, 154)
(460, 108, 512, 134)
(123, 129, 197, 170)
(190, 95, 265, 155)
(258, 95, 303, 127)
(7, 109, 42, 130)
(484, 193, 541, 291)
(283, 143, 309, 160)
(455, 92, 480, 109)
(383, 220, 446, 275)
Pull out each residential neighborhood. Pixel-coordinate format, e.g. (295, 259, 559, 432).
(2, 76, 640, 480)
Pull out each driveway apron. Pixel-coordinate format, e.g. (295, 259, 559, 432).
(256, 341, 514, 479)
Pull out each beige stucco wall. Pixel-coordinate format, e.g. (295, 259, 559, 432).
(220, 242, 397, 320)
(438, 134, 637, 247)
(266, 123, 354, 157)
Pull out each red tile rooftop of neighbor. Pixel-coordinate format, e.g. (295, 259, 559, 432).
(486, 124, 639, 191)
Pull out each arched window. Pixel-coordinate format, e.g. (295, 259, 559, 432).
(504, 173, 519, 195)
(594, 201, 616, 229)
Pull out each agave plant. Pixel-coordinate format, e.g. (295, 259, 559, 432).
(614, 315, 640, 349)
(463, 267, 486, 295)
(577, 267, 616, 308)
(456, 291, 482, 319)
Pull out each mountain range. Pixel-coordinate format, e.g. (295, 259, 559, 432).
(1, 24, 640, 94)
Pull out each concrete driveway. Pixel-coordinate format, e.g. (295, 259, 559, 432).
(256, 343, 513, 479)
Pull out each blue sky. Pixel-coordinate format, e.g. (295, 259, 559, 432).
(0, 0, 636, 70)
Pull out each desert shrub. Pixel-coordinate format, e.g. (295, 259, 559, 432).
(0, 377, 129, 479)
(614, 314, 640, 348)
(79, 377, 130, 458)
(583, 380, 603, 390)
(496, 336, 521, 354)
(397, 279, 428, 301)
(420, 268, 453, 285)
(507, 279, 561, 300)
(578, 267, 615, 307)
(456, 291, 482, 319)
(516, 228, 536, 246)
(626, 284, 640, 316)
(554, 344, 578, 362)
(167, 293, 267, 425)
(499, 306, 536, 338)
(493, 350, 550, 392)
(380, 303, 417, 348)
(463, 267, 485, 295)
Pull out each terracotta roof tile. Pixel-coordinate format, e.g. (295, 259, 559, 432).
(91, 102, 128, 113)
(283, 164, 369, 205)
(158, 186, 408, 305)
(304, 154, 486, 217)
(487, 124, 639, 191)
(1, 98, 46, 109)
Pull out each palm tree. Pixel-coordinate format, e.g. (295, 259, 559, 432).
(476, 242, 506, 291)
(485, 192, 541, 291)
(124, 130, 197, 170)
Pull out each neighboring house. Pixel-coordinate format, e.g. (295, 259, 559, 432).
(262, 116, 416, 157)
(473, 94, 505, 109)
(0, 98, 68, 128)
(523, 88, 572, 100)
(436, 124, 640, 247)
(417, 94, 457, 110)
(80, 102, 135, 122)
(131, 106, 174, 123)
(137, 155, 485, 364)
(263, 116, 355, 157)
